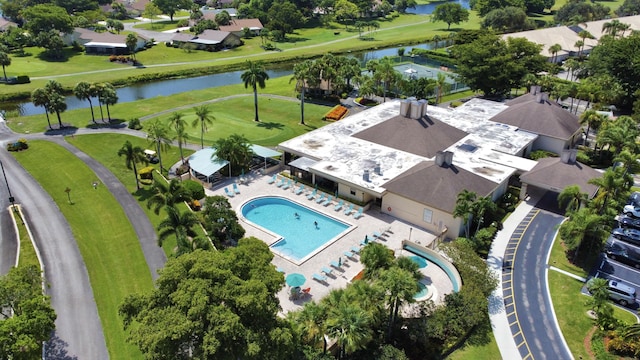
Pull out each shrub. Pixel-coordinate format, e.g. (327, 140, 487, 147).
(529, 150, 558, 160)
(139, 178, 153, 186)
(449, 101, 463, 108)
(165, 41, 172, 47)
(183, 179, 205, 200)
(324, 105, 348, 121)
(138, 166, 154, 180)
(474, 226, 497, 258)
(128, 118, 142, 130)
(177, 19, 189, 27)
(109, 55, 117, 62)
(6, 138, 28, 151)
(15, 75, 30, 84)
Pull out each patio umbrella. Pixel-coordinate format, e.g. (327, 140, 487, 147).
(364, 235, 369, 244)
(338, 257, 342, 266)
(409, 255, 428, 269)
(286, 273, 306, 287)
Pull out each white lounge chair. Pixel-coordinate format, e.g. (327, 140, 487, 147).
(307, 189, 317, 200)
(344, 204, 354, 215)
(315, 193, 326, 204)
(353, 207, 364, 219)
(267, 175, 276, 184)
(282, 179, 292, 190)
(276, 178, 286, 187)
(321, 266, 333, 275)
(313, 273, 328, 282)
(295, 184, 304, 195)
(322, 195, 333, 206)
(334, 199, 344, 211)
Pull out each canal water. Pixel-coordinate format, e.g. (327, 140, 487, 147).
(5, 22, 460, 116)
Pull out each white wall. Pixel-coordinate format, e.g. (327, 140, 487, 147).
(381, 193, 462, 238)
(532, 136, 568, 155)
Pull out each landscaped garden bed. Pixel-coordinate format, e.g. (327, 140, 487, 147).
(354, 97, 378, 106)
(323, 105, 348, 121)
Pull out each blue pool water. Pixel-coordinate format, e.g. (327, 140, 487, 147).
(414, 282, 429, 299)
(242, 196, 351, 262)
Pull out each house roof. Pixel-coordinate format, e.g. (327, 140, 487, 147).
(519, 157, 601, 197)
(219, 19, 264, 32)
(0, 18, 17, 31)
(352, 114, 468, 159)
(172, 30, 234, 44)
(502, 26, 597, 58)
(115, 0, 150, 12)
(382, 160, 498, 213)
(73, 27, 127, 45)
(490, 92, 581, 141)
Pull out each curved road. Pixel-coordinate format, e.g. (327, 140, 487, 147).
(0, 122, 108, 359)
(503, 207, 570, 359)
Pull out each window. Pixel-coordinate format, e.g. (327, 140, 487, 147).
(423, 209, 433, 223)
(350, 189, 356, 196)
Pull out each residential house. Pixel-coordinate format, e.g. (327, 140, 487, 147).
(0, 18, 18, 32)
(171, 29, 241, 51)
(219, 19, 263, 37)
(64, 28, 147, 55)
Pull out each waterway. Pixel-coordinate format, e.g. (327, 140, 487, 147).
(407, 0, 471, 14)
(3, 40, 453, 116)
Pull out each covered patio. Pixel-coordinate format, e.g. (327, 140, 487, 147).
(188, 148, 229, 184)
(250, 144, 281, 172)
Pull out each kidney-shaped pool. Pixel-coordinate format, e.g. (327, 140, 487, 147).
(241, 196, 352, 264)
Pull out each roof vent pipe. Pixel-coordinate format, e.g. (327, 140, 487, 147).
(560, 150, 571, 164)
(435, 151, 446, 167)
(363, 169, 370, 182)
(536, 92, 543, 103)
(569, 149, 577, 163)
(374, 163, 382, 175)
(444, 151, 454, 166)
(541, 93, 549, 103)
(418, 99, 428, 117)
(400, 99, 411, 117)
(410, 101, 421, 119)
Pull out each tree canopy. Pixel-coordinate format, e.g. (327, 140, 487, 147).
(120, 238, 293, 359)
(0, 265, 57, 359)
(22, 4, 73, 34)
(554, 0, 610, 24)
(431, 3, 470, 30)
(451, 34, 546, 97)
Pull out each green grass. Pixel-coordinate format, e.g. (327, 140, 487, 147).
(15, 208, 40, 268)
(12, 140, 152, 360)
(67, 133, 195, 257)
(446, 330, 501, 360)
(548, 234, 591, 279)
(7, 76, 332, 140)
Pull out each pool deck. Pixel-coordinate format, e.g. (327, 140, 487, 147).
(205, 171, 455, 315)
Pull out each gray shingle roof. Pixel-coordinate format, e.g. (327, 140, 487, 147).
(382, 161, 498, 213)
(519, 157, 601, 197)
(490, 93, 581, 140)
(352, 114, 468, 158)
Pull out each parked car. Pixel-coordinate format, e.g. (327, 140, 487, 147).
(612, 227, 640, 245)
(587, 277, 637, 307)
(623, 205, 640, 218)
(629, 192, 640, 207)
(605, 239, 640, 269)
(618, 215, 640, 230)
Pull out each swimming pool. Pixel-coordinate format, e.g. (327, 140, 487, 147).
(414, 282, 429, 300)
(241, 196, 352, 264)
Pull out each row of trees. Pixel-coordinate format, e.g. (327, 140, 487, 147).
(118, 236, 497, 359)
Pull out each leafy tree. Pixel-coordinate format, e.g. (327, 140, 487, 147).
(74, 81, 98, 124)
(193, 105, 215, 149)
(268, 1, 305, 35)
(372, 56, 399, 102)
(118, 140, 148, 190)
(146, 119, 173, 172)
(1, 26, 30, 55)
(360, 242, 394, 279)
(143, 2, 161, 28)
(32, 88, 53, 129)
(126, 34, 138, 60)
(119, 240, 293, 359)
(154, 0, 193, 21)
(111, 2, 128, 19)
(616, 0, 640, 16)
(394, 0, 417, 13)
(434, 72, 450, 104)
(334, 0, 359, 28)
(451, 34, 546, 97)
(215, 10, 231, 25)
(431, 3, 469, 30)
(22, 4, 73, 34)
(241, 61, 269, 122)
(524, 0, 554, 13)
(36, 30, 65, 60)
(113, 20, 124, 33)
(0, 265, 56, 359)
(481, 6, 534, 32)
(470, 0, 524, 16)
(54, 0, 99, 13)
(44, 80, 67, 128)
(212, 134, 253, 176)
(192, 19, 218, 34)
(597, 115, 639, 157)
(554, 0, 610, 24)
(0, 51, 10, 81)
(201, 195, 245, 247)
(147, 178, 192, 214)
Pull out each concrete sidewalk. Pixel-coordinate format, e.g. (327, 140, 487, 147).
(486, 191, 541, 359)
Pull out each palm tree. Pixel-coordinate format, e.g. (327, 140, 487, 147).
(379, 266, 418, 340)
(614, 149, 640, 188)
(549, 43, 562, 63)
(295, 302, 328, 353)
(434, 72, 450, 104)
(74, 81, 97, 124)
(589, 169, 624, 215)
(118, 141, 148, 190)
(45, 80, 66, 128)
(360, 242, 394, 279)
(373, 57, 397, 102)
(241, 61, 269, 122)
(98, 83, 118, 122)
(0, 51, 10, 81)
(31, 88, 53, 129)
(558, 207, 604, 261)
(557, 185, 588, 214)
(168, 111, 187, 132)
(326, 301, 372, 359)
(212, 134, 253, 176)
(579, 109, 605, 147)
(175, 123, 189, 164)
(147, 178, 192, 214)
(597, 116, 639, 156)
(146, 119, 174, 173)
(193, 105, 214, 149)
(290, 60, 314, 125)
(157, 206, 199, 253)
(453, 189, 477, 239)
(471, 196, 497, 236)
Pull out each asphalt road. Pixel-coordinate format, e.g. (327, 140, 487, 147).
(0, 123, 109, 359)
(504, 208, 571, 360)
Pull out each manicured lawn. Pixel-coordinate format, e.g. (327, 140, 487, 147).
(150, 97, 332, 146)
(8, 76, 332, 141)
(15, 208, 40, 268)
(446, 330, 501, 360)
(12, 140, 152, 360)
(68, 133, 196, 257)
(548, 234, 591, 279)
(133, 20, 181, 31)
